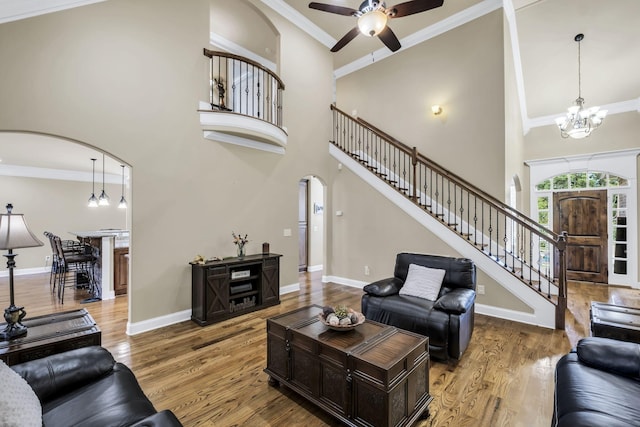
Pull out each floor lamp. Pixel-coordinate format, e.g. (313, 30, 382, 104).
(0, 203, 44, 341)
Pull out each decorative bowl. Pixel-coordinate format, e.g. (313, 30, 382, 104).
(318, 309, 366, 331)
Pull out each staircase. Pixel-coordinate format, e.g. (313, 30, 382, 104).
(329, 105, 567, 329)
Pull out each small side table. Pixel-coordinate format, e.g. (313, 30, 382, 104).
(590, 302, 640, 344)
(0, 308, 101, 365)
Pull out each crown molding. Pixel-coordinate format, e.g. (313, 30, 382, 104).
(0, 163, 121, 183)
(334, 0, 503, 79)
(0, 0, 106, 24)
(526, 97, 640, 131)
(260, 0, 335, 48)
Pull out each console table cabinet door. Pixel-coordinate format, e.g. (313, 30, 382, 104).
(206, 267, 229, 321)
(262, 257, 280, 305)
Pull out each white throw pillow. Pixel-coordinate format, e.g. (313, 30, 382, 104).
(0, 359, 42, 427)
(399, 263, 446, 301)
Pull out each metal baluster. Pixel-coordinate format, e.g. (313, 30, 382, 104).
(474, 196, 478, 246)
(503, 215, 508, 269)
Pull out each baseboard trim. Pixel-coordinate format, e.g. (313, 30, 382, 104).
(322, 275, 367, 289)
(0, 266, 49, 277)
(281, 282, 300, 294)
(475, 303, 545, 328)
(127, 283, 300, 335)
(127, 309, 192, 336)
(306, 264, 323, 272)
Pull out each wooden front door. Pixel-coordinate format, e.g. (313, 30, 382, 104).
(298, 180, 308, 273)
(554, 190, 608, 283)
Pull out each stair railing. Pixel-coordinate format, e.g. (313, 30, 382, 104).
(203, 49, 285, 128)
(330, 104, 567, 329)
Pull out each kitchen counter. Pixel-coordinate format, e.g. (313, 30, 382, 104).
(69, 230, 129, 300)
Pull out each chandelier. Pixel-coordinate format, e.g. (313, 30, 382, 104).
(555, 33, 607, 139)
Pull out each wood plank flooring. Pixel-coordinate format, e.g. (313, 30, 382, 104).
(1, 271, 638, 426)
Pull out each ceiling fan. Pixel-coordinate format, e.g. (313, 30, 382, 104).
(309, 0, 444, 52)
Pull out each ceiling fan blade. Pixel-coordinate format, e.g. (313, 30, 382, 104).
(309, 2, 358, 16)
(388, 0, 444, 18)
(378, 26, 401, 52)
(331, 27, 361, 52)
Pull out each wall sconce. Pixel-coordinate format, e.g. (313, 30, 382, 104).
(431, 105, 443, 116)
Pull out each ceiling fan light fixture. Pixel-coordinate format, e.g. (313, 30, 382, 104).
(358, 10, 388, 37)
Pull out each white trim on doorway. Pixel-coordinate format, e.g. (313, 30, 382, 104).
(526, 148, 640, 288)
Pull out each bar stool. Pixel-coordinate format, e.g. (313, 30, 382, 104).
(52, 235, 97, 304)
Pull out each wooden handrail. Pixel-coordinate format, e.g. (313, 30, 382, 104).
(203, 48, 285, 90)
(330, 104, 559, 242)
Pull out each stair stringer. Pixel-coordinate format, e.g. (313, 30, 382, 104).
(330, 144, 556, 329)
(353, 149, 558, 297)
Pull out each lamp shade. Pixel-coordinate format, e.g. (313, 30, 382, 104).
(0, 205, 44, 250)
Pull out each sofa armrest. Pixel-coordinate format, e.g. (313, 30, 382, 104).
(434, 288, 475, 314)
(577, 337, 640, 379)
(11, 346, 116, 402)
(363, 277, 403, 297)
(128, 410, 183, 427)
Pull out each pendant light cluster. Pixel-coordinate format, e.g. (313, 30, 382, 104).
(88, 154, 128, 209)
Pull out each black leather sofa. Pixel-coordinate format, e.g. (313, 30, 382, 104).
(553, 337, 640, 427)
(361, 252, 476, 361)
(11, 346, 182, 427)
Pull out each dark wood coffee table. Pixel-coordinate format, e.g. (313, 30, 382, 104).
(264, 305, 432, 427)
(0, 308, 101, 365)
(590, 302, 640, 344)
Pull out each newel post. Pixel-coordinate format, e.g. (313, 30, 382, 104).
(411, 147, 418, 202)
(555, 231, 568, 330)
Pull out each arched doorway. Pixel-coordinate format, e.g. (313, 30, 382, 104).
(0, 131, 132, 302)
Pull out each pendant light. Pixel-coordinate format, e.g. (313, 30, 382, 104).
(555, 33, 607, 139)
(98, 153, 110, 206)
(88, 158, 98, 208)
(118, 165, 127, 209)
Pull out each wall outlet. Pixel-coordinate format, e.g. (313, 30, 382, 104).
(477, 285, 486, 295)
(364, 265, 370, 276)
(45, 255, 51, 261)
(283, 228, 292, 237)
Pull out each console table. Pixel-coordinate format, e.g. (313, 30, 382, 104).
(0, 308, 101, 366)
(191, 253, 281, 326)
(264, 305, 432, 427)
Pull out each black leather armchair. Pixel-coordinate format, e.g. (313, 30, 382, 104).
(553, 337, 640, 427)
(361, 252, 476, 361)
(11, 346, 182, 427)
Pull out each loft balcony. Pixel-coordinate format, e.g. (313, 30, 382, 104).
(199, 49, 287, 154)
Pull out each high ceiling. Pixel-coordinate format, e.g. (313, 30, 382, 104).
(270, 0, 640, 121)
(0, 0, 638, 175)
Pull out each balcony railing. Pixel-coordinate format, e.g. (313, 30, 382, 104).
(203, 49, 285, 129)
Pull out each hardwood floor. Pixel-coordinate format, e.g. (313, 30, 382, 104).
(1, 271, 638, 426)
